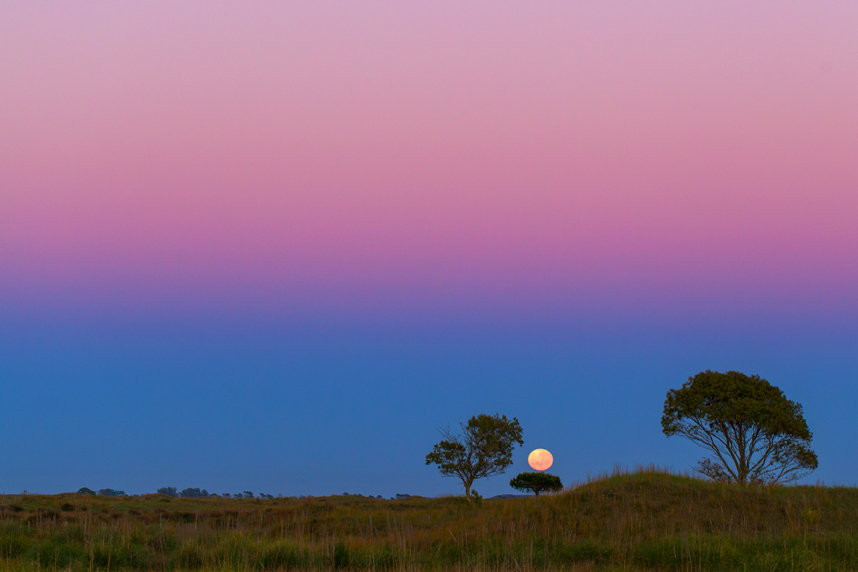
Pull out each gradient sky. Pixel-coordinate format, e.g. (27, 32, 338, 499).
(1, 2, 857, 496)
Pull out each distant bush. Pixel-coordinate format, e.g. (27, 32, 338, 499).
(157, 487, 178, 497)
(77, 487, 96, 495)
(97, 488, 125, 497)
(510, 472, 563, 496)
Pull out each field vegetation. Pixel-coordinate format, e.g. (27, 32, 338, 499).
(1, 469, 856, 571)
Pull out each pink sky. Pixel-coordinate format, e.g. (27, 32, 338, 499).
(2, 2, 857, 317)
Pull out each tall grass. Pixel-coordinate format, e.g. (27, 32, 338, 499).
(1, 469, 856, 570)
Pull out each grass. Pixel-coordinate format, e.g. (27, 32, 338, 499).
(1, 469, 856, 570)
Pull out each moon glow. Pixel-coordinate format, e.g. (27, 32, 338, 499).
(527, 448, 554, 471)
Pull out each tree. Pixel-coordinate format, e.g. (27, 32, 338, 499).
(425, 413, 524, 500)
(157, 487, 178, 497)
(509, 472, 563, 496)
(662, 370, 818, 485)
(97, 488, 126, 496)
(77, 487, 96, 495)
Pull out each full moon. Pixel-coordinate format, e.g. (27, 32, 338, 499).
(527, 448, 554, 471)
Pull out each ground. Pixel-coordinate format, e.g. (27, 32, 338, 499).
(1, 470, 856, 570)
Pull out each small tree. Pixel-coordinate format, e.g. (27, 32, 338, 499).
(662, 370, 818, 485)
(509, 472, 563, 496)
(425, 413, 523, 500)
(77, 487, 96, 495)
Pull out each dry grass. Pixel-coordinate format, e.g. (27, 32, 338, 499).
(1, 469, 856, 570)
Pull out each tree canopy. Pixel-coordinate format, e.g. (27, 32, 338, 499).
(509, 472, 563, 496)
(662, 370, 817, 485)
(425, 413, 523, 500)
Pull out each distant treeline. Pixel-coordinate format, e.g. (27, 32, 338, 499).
(75, 487, 277, 499)
(156, 487, 276, 499)
(74, 487, 393, 499)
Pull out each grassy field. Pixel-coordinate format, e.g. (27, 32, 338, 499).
(1, 470, 856, 571)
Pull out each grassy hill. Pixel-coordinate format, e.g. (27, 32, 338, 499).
(1, 470, 856, 570)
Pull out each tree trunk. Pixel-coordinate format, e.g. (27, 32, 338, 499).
(464, 481, 472, 501)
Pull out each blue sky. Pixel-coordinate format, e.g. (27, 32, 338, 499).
(2, 305, 855, 497)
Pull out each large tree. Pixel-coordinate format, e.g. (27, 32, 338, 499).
(662, 370, 817, 485)
(425, 413, 524, 500)
(509, 472, 563, 496)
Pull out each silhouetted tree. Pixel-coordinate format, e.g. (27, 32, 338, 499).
(157, 487, 178, 497)
(425, 413, 524, 500)
(77, 487, 96, 495)
(98, 488, 125, 496)
(662, 370, 818, 485)
(509, 472, 563, 495)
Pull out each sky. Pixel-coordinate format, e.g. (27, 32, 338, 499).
(1, 2, 857, 496)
